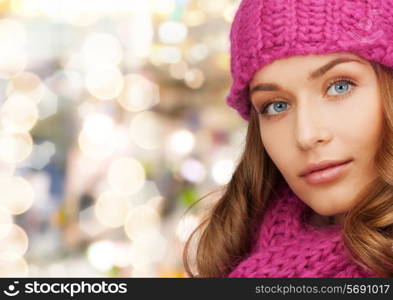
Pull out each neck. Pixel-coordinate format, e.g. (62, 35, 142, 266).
(309, 212, 345, 227)
(332, 213, 345, 225)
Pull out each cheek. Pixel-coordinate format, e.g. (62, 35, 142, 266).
(260, 125, 293, 171)
(332, 93, 383, 153)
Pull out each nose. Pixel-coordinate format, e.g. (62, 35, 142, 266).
(295, 100, 332, 151)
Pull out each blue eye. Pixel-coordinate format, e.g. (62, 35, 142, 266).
(327, 80, 354, 96)
(260, 78, 356, 117)
(262, 101, 290, 115)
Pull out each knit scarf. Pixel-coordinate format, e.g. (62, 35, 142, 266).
(227, 181, 380, 278)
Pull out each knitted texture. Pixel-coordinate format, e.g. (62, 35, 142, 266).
(227, 0, 393, 121)
(227, 182, 381, 277)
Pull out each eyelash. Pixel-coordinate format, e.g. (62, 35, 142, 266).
(259, 77, 358, 117)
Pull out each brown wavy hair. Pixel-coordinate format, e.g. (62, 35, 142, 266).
(182, 60, 393, 278)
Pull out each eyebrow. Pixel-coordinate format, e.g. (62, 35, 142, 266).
(249, 57, 366, 96)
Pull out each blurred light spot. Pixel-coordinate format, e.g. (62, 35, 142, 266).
(183, 10, 206, 27)
(85, 67, 124, 100)
(129, 111, 163, 150)
(94, 0, 151, 14)
(20, 141, 56, 170)
(146, 195, 164, 211)
(0, 161, 15, 177)
(47, 263, 67, 277)
(169, 61, 188, 80)
(87, 240, 115, 272)
(6, 72, 44, 103)
(186, 44, 209, 64)
(78, 130, 110, 159)
(131, 267, 156, 277)
(60, 0, 99, 26)
(184, 68, 204, 89)
(62, 53, 84, 73)
(0, 19, 26, 50)
(83, 113, 114, 138)
(0, 257, 28, 277)
(180, 158, 206, 183)
(0, 176, 34, 215)
(117, 73, 159, 112)
(0, 131, 33, 164)
(79, 206, 107, 237)
(117, 16, 153, 59)
(151, 0, 175, 16)
(78, 113, 116, 159)
(67, 12, 99, 27)
(0, 48, 27, 79)
(23, 172, 49, 210)
(0, 19, 26, 79)
(129, 231, 167, 268)
(211, 144, 242, 167)
(124, 49, 149, 67)
(150, 45, 181, 65)
(223, 3, 238, 23)
(76, 101, 96, 119)
(112, 241, 133, 268)
(215, 53, 230, 71)
(112, 125, 131, 152)
(0, 224, 28, 261)
(230, 127, 247, 149)
(37, 87, 58, 120)
(198, 0, 228, 15)
(158, 21, 188, 44)
(176, 214, 199, 242)
(36, 0, 61, 19)
(124, 204, 160, 241)
(94, 190, 131, 228)
(0, 208, 13, 239)
(129, 180, 162, 207)
(211, 159, 234, 184)
(1, 94, 39, 132)
(168, 129, 195, 156)
(11, 0, 41, 17)
(203, 34, 227, 52)
(45, 70, 84, 101)
(82, 33, 123, 67)
(108, 157, 146, 196)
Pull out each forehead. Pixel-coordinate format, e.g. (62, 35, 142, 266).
(250, 52, 368, 84)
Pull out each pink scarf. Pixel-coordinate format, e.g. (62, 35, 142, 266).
(227, 182, 380, 277)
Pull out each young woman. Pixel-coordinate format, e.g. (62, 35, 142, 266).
(183, 0, 393, 277)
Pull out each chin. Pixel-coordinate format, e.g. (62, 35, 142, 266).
(309, 204, 348, 218)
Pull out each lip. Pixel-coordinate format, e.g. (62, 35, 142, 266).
(300, 159, 353, 185)
(299, 159, 353, 177)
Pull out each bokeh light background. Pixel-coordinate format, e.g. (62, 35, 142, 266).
(0, 0, 246, 277)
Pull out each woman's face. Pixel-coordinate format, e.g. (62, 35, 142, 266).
(249, 52, 384, 222)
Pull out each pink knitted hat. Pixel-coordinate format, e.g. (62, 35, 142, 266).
(227, 0, 393, 121)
